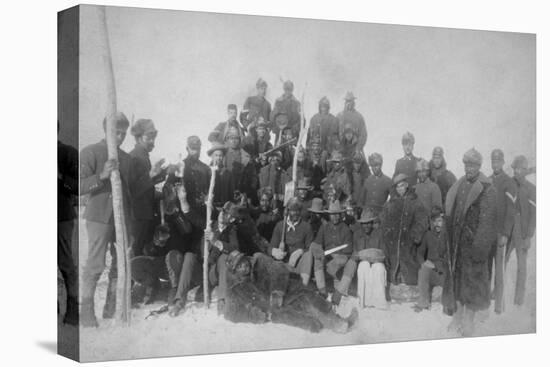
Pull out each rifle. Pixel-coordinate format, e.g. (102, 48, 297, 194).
(204, 165, 217, 308)
(262, 137, 297, 157)
(98, 6, 131, 326)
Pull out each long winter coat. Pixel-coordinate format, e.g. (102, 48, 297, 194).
(442, 173, 497, 314)
(379, 189, 428, 285)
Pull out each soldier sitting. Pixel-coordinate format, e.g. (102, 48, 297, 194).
(223, 250, 358, 333)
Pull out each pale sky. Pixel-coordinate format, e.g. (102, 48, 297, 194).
(78, 5, 535, 177)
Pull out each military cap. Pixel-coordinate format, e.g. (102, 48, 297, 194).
(287, 197, 303, 212)
(187, 135, 201, 149)
(207, 142, 228, 156)
(393, 173, 409, 185)
(327, 150, 344, 162)
(491, 149, 505, 162)
(319, 96, 330, 107)
(227, 104, 238, 111)
(402, 131, 415, 145)
(430, 206, 444, 221)
(432, 146, 444, 158)
(102, 112, 130, 130)
(511, 155, 529, 169)
(283, 80, 294, 91)
(131, 118, 157, 137)
(358, 209, 377, 223)
(368, 153, 383, 166)
(344, 91, 356, 101)
(267, 150, 283, 160)
(416, 158, 430, 171)
(463, 148, 483, 166)
(256, 78, 267, 88)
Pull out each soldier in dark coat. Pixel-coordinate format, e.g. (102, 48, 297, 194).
(322, 151, 351, 203)
(336, 92, 367, 153)
(270, 80, 301, 138)
(79, 113, 135, 327)
(242, 78, 272, 126)
(443, 148, 497, 336)
(207, 142, 234, 208)
(308, 97, 339, 153)
(58, 125, 79, 325)
(488, 149, 517, 313)
(429, 147, 457, 207)
(224, 127, 259, 204)
(129, 119, 167, 256)
(208, 104, 245, 143)
(249, 187, 282, 242)
(379, 173, 428, 287)
(507, 155, 536, 307)
(223, 250, 357, 333)
(393, 132, 421, 188)
(242, 118, 273, 165)
(259, 151, 291, 203)
(414, 158, 442, 214)
(358, 153, 392, 215)
(307, 138, 328, 194)
(183, 136, 211, 208)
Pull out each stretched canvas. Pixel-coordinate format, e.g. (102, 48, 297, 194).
(57, 4, 536, 362)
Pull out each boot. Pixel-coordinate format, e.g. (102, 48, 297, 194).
(80, 297, 98, 328)
(63, 296, 79, 326)
(314, 270, 326, 294)
(332, 290, 343, 306)
(103, 278, 117, 319)
(169, 299, 185, 317)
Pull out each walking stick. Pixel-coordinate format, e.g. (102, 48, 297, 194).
(204, 166, 217, 308)
(97, 6, 131, 325)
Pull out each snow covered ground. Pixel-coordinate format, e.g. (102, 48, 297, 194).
(57, 218, 536, 362)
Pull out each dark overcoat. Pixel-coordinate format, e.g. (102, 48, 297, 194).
(443, 173, 497, 313)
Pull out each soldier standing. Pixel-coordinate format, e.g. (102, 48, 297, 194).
(224, 127, 258, 204)
(429, 146, 457, 207)
(183, 136, 211, 208)
(270, 80, 301, 138)
(242, 78, 272, 125)
(393, 132, 420, 188)
(414, 158, 442, 213)
(358, 153, 392, 216)
(507, 155, 536, 307)
(129, 119, 166, 256)
(322, 151, 351, 203)
(208, 104, 244, 143)
(443, 148, 497, 336)
(336, 92, 367, 154)
(79, 113, 135, 327)
(488, 149, 517, 313)
(308, 96, 339, 153)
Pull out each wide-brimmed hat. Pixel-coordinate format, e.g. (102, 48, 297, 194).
(393, 173, 409, 185)
(358, 209, 377, 223)
(207, 142, 228, 156)
(308, 198, 325, 213)
(296, 177, 313, 191)
(325, 200, 346, 214)
(327, 151, 344, 162)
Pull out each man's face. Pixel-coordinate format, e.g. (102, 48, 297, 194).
(275, 115, 289, 130)
(114, 128, 127, 147)
(344, 131, 354, 141)
(396, 181, 408, 196)
(283, 85, 293, 96)
(361, 221, 374, 235)
(269, 155, 281, 167)
(345, 207, 355, 218)
(371, 164, 382, 176)
(259, 194, 271, 211)
(282, 129, 293, 141)
(257, 86, 267, 97)
(228, 108, 237, 121)
(289, 208, 301, 222)
(235, 258, 251, 277)
(432, 156, 443, 169)
(320, 105, 329, 114)
(403, 142, 414, 156)
(227, 135, 240, 149)
(491, 160, 504, 174)
(311, 142, 321, 154)
(256, 126, 267, 139)
(513, 166, 527, 180)
(432, 217, 444, 233)
(138, 134, 156, 153)
(211, 150, 224, 166)
(464, 163, 481, 181)
(330, 213, 341, 225)
(345, 100, 355, 111)
(417, 169, 429, 182)
(187, 147, 201, 160)
(297, 188, 308, 200)
(332, 161, 341, 170)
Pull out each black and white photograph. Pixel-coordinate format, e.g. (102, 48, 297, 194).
(55, 2, 538, 363)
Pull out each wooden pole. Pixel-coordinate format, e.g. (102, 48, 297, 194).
(97, 6, 131, 325)
(204, 166, 217, 308)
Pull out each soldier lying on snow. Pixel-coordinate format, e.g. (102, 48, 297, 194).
(222, 250, 359, 333)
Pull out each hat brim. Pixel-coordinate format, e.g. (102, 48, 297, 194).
(358, 217, 377, 223)
(296, 186, 313, 191)
(207, 146, 228, 156)
(324, 209, 346, 214)
(307, 208, 325, 213)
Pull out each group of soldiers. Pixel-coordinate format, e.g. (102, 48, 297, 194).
(57, 78, 536, 337)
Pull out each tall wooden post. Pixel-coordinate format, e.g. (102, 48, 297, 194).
(97, 6, 131, 325)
